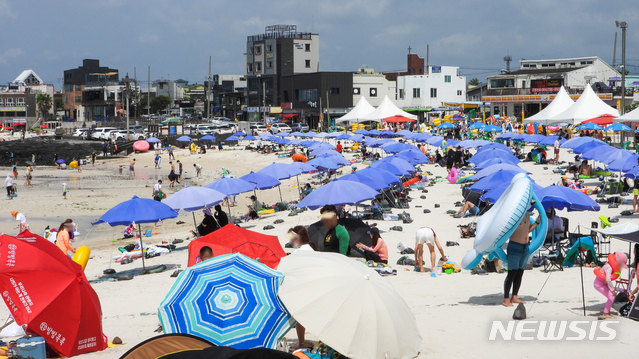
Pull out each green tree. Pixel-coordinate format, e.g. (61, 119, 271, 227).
(36, 94, 52, 122)
(469, 78, 480, 86)
(54, 98, 64, 113)
(150, 95, 172, 114)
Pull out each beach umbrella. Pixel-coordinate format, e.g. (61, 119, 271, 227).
(308, 142, 335, 150)
(240, 171, 281, 190)
(539, 135, 565, 146)
(296, 180, 378, 210)
(358, 167, 401, 186)
(469, 122, 486, 130)
(162, 186, 227, 229)
(326, 132, 341, 138)
(368, 129, 382, 136)
(289, 161, 316, 174)
(159, 253, 295, 349)
(93, 195, 178, 270)
(258, 162, 302, 180)
(624, 166, 639, 179)
(580, 145, 615, 161)
(316, 154, 350, 166)
(337, 172, 391, 191)
(525, 134, 547, 143)
(289, 131, 304, 137)
(188, 225, 286, 269)
(354, 129, 369, 135)
(56, 159, 65, 164)
(598, 148, 635, 165)
(578, 123, 604, 131)
(605, 123, 632, 132)
(497, 132, 518, 140)
(235, 131, 247, 136)
(369, 161, 406, 177)
(573, 140, 607, 154)
(307, 157, 340, 171)
(146, 137, 161, 143)
(336, 134, 351, 140)
(510, 133, 529, 142)
(562, 136, 604, 149)
(200, 135, 216, 141)
(311, 149, 341, 157)
(468, 148, 519, 165)
(482, 124, 503, 133)
(301, 132, 316, 138)
(242, 135, 257, 141)
(471, 164, 529, 180)
(536, 185, 600, 212)
(473, 157, 519, 170)
(481, 181, 543, 203)
(396, 149, 429, 165)
(225, 135, 241, 142)
(379, 156, 416, 174)
(477, 142, 511, 153)
(177, 136, 192, 142)
(275, 138, 290, 145)
(348, 134, 364, 142)
(381, 141, 413, 154)
(438, 122, 455, 129)
(469, 170, 518, 192)
(425, 136, 444, 146)
(278, 251, 421, 359)
(205, 177, 256, 195)
(315, 132, 329, 138)
(0, 231, 108, 357)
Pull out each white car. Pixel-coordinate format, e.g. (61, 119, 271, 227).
(91, 127, 118, 140)
(250, 124, 269, 134)
(271, 123, 291, 134)
(73, 128, 89, 137)
(111, 130, 147, 142)
(210, 125, 234, 135)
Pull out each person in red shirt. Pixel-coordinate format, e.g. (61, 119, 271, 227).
(336, 141, 342, 153)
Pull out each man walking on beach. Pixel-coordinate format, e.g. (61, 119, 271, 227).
(503, 213, 541, 307)
(553, 136, 562, 164)
(91, 152, 96, 168)
(177, 160, 183, 182)
(129, 158, 136, 177)
(319, 205, 350, 255)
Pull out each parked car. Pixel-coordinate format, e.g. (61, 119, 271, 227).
(91, 127, 118, 140)
(129, 125, 144, 134)
(210, 125, 234, 135)
(111, 130, 147, 142)
(249, 123, 269, 134)
(271, 123, 292, 134)
(73, 128, 89, 137)
(291, 123, 310, 132)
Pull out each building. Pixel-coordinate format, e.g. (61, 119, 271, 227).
(0, 70, 54, 128)
(63, 59, 119, 122)
(155, 79, 185, 102)
(483, 56, 624, 117)
(203, 75, 247, 119)
(395, 65, 466, 110)
(245, 25, 319, 113)
(384, 53, 426, 81)
(352, 68, 396, 107)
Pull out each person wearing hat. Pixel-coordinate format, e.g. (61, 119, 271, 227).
(594, 251, 628, 319)
(11, 211, 28, 233)
(356, 227, 388, 264)
(56, 220, 76, 257)
(557, 175, 569, 187)
(319, 205, 350, 255)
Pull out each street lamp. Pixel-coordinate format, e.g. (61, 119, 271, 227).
(616, 21, 628, 114)
(124, 74, 132, 141)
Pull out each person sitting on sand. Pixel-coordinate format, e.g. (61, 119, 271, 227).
(214, 205, 229, 228)
(503, 212, 541, 307)
(320, 205, 350, 255)
(356, 227, 388, 264)
(300, 184, 312, 199)
(452, 200, 481, 218)
(557, 175, 570, 187)
(579, 160, 593, 176)
(197, 209, 218, 237)
(56, 220, 76, 258)
(198, 246, 214, 263)
(249, 195, 262, 212)
(415, 227, 447, 277)
(594, 251, 627, 319)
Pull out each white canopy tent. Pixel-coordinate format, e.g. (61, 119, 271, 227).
(523, 86, 574, 123)
(591, 221, 639, 243)
(360, 95, 417, 122)
(549, 85, 619, 125)
(614, 105, 639, 123)
(335, 97, 375, 124)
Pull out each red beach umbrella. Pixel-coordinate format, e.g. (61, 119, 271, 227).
(0, 231, 107, 357)
(384, 115, 415, 123)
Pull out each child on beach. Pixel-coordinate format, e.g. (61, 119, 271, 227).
(62, 183, 67, 199)
(594, 252, 628, 318)
(119, 165, 123, 174)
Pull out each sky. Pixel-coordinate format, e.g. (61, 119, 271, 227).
(1, 0, 637, 89)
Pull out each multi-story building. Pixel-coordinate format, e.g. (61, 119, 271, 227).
(63, 59, 119, 122)
(203, 75, 247, 119)
(0, 70, 54, 128)
(352, 68, 396, 107)
(244, 25, 319, 113)
(483, 56, 624, 117)
(395, 64, 466, 110)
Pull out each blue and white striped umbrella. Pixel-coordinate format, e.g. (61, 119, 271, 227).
(159, 253, 295, 349)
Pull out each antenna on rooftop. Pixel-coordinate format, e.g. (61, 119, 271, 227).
(503, 55, 513, 72)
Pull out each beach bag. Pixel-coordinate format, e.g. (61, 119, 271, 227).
(397, 241, 409, 252)
(512, 303, 527, 320)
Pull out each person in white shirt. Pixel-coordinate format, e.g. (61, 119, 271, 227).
(11, 211, 28, 232)
(193, 163, 202, 177)
(553, 137, 562, 164)
(545, 208, 564, 244)
(4, 174, 14, 200)
(153, 180, 164, 201)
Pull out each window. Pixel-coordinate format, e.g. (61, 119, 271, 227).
(64, 84, 72, 92)
(369, 88, 377, 97)
(444, 75, 451, 83)
(430, 88, 437, 98)
(254, 46, 262, 55)
(255, 61, 262, 72)
(305, 60, 311, 68)
(330, 87, 340, 95)
(399, 89, 404, 99)
(305, 43, 311, 52)
(75, 96, 82, 102)
(490, 79, 515, 88)
(353, 87, 360, 95)
(298, 89, 318, 102)
(75, 85, 82, 91)
(6, 98, 14, 104)
(247, 63, 253, 73)
(457, 90, 463, 96)
(17, 97, 25, 104)
(581, 60, 593, 65)
(0, 98, 3, 105)
(267, 45, 273, 52)
(267, 61, 272, 69)
(412, 88, 420, 98)
(521, 80, 526, 88)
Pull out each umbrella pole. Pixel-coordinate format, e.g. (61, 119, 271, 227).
(577, 226, 586, 316)
(278, 186, 283, 203)
(140, 224, 147, 272)
(296, 176, 301, 197)
(192, 212, 198, 235)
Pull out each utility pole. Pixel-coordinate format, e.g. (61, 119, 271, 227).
(147, 66, 151, 117)
(207, 56, 212, 119)
(134, 67, 137, 122)
(326, 91, 330, 130)
(124, 74, 132, 141)
(616, 21, 628, 114)
(612, 32, 617, 68)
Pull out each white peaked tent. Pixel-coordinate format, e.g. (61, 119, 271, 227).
(361, 95, 417, 122)
(335, 97, 375, 124)
(523, 86, 574, 123)
(614, 105, 639, 123)
(549, 85, 619, 124)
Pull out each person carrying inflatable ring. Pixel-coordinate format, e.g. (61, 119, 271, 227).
(593, 252, 627, 318)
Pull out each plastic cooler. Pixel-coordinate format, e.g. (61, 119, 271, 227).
(15, 336, 47, 359)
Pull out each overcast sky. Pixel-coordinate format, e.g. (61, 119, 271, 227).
(1, 0, 636, 88)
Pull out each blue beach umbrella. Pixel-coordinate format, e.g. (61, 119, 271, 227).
(379, 156, 416, 175)
(538, 136, 565, 146)
(573, 141, 607, 154)
(605, 123, 632, 132)
(296, 180, 379, 210)
(608, 154, 639, 172)
(200, 135, 216, 141)
(301, 132, 316, 138)
(289, 162, 316, 174)
(497, 132, 518, 140)
(315, 132, 329, 138)
(468, 148, 519, 165)
(316, 154, 350, 166)
(354, 129, 369, 135)
(469, 170, 518, 192)
(235, 131, 247, 136)
(482, 125, 503, 133)
(146, 137, 161, 143)
(561, 136, 604, 149)
(438, 122, 455, 129)
(598, 148, 634, 165)
(336, 134, 351, 140)
(177, 136, 192, 142)
(478, 142, 511, 153)
(580, 145, 615, 161)
(525, 134, 547, 144)
(158, 253, 295, 349)
(311, 149, 341, 157)
(472, 164, 529, 180)
(358, 167, 401, 186)
(162, 186, 226, 212)
(368, 129, 382, 136)
(426, 136, 444, 146)
(369, 160, 410, 177)
(536, 185, 600, 212)
(337, 172, 390, 191)
(578, 123, 603, 131)
(469, 122, 486, 130)
(307, 157, 340, 170)
(473, 157, 519, 170)
(481, 181, 543, 203)
(290, 132, 304, 137)
(396, 149, 429, 165)
(240, 171, 281, 190)
(381, 142, 413, 154)
(258, 162, 302, 180)
(242, 135, 257, 141)
(326, 132, 341, 138)
(205, 177, 256, 195)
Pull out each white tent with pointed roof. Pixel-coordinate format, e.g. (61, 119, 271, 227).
(523, 86, 574, 123)
(335, 97, 375, 124)
(549, 85, 619, 124)
(614, 105, 639, 123)
(360, 95, 417, 122)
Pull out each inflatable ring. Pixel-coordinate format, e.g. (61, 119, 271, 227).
(292, 154, 307, 163)
(447, 167, 459, 184)
(133, 140, 150, 152)
(72, 246, 91, 270)
(462, 173, 548, 269)
(69, 161, 78, 169)
(594, 253, 621, 281)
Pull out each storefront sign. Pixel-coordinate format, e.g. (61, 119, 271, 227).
(247, 107, 259, 112)
(531, 79, 563, 93)
(280, 103, 293, 109)
(0, 107, 25, 111)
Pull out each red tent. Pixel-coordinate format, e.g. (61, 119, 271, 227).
(384, 115, 415, 123)
(188, 224, 286, 269)
(0, 231, 107, 357)
(581, 115, 616, 125)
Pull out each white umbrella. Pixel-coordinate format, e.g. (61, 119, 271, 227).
(277, 251, 421, 359)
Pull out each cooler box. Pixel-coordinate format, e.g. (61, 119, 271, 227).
(15, 336, 47, 359)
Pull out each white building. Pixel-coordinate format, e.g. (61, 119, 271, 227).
(395, 66, 466, 110)
(352, 68, 396, 107)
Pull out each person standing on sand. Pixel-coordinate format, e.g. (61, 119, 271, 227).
(12, 162, 18, 180)
(553, 136, 561, 164)
(56, 220, 76, 258)
(62, 183, 67, 199)
(129, 158, 136, 177)
(11, 211, 28, 233)
(503, 213, 541, 307)
(415, 227, 447, 276)
(24, 165, 32, 187)
(177, 160, 183, 182)
(153, 180, 164, 201)
(4, 174, 14, 200)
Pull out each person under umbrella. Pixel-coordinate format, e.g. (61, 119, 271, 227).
(214, 205, 228, 228)
(197, 209, 218, 237)
(356, 227, 388, 264)
(319, 205, 350, 255)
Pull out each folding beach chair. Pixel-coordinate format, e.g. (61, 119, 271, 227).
(616, 269, 636, 295)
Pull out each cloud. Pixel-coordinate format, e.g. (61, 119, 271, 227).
(0, 0, 14, 18)
(372, 23, 421, 47)
(137, 32, 160, 44)
(0, 48, 24, 66)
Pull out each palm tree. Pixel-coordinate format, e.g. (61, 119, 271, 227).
(36, 94, 52, 125)
(468, 78, 480, 86)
